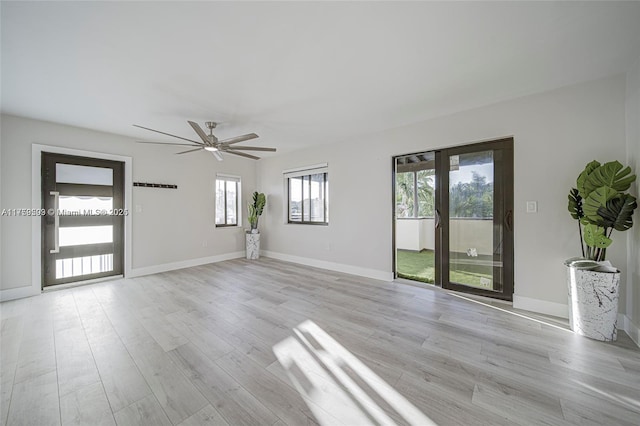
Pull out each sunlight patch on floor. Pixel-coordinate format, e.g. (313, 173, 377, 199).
(273, 320, 437, 426)
(447, 292, 572, 332)
(573, 379, 640, 412)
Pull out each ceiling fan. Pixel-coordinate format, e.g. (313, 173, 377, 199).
(133, 121, 276, 161)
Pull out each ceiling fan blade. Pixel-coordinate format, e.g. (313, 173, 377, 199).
(136, 141, 200, 147)
(133, 125, 203, 145)
(188, 121, 212, 145)
(225, 150, 260, 160)
(221, 145, 276, 152)
(218, 133, 258, 145)
(175, 147, 204, 155)
(211, 150, 224, 161)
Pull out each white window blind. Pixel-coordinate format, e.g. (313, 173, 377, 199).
(216, 173, 240, 182)
(282, 163, 328, 179)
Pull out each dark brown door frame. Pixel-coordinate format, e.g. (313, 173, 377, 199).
(392, 137, 514, 301)
(41, 152, 125, 288)
(437, 138, 514, 301)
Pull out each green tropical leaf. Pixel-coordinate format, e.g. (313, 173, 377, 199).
(597, 194, 637, 232)
(248, 191, 266, 229)
(253, 192, 266, 216)
(567, 188, 583, 220)
(576, 160, 600, 198)
(583, 160, 636, 196)
(583, 224, 612, 249)
(247, 204, 257, 226)
(583, 186, 618, 224)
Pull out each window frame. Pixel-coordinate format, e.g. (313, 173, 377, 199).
(285, 169, 328, 226)
(215, 175, 241, 228)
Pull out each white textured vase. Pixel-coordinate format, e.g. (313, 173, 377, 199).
(246, 233, 260, 260)
(566, 265, 620, 341)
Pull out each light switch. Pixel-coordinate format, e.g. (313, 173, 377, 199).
(135, 204, 143, 213)
(526, 201, 537, 213)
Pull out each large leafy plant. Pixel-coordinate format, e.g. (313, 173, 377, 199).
(248, 191, 266, 231)
(568, 160, 637, 261)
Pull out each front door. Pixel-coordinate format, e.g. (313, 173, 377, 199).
(41, 152, 124, 287)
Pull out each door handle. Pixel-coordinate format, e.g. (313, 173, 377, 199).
(435, 209, 441, 229)
(504, 209, 513, 232)
(50, 191, 60, 254)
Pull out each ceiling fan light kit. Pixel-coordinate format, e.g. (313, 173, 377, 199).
(133, 120, 276, 161)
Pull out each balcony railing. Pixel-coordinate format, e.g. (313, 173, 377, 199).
(396, 217, 494, 254)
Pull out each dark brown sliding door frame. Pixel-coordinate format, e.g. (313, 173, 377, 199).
(393, 137, 514, 301)
(437, 138, 514, 301)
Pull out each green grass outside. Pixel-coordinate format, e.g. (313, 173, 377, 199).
(396, 249, 494, 288)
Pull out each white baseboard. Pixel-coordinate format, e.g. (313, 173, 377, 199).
(620, 314, 640, 348)
(0, 285, 38, 302)
(129, 251, 245, 277)
(261, 250, 394, 282)
(513, 294, 569, 319)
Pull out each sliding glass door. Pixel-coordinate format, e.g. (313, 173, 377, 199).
(436, 139, 513, 299)
(394, 138, 513, 301)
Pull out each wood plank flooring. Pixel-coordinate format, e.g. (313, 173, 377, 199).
(1, 258, 639, 425)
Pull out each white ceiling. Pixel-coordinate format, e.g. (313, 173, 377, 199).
(2, 1, 640, 154)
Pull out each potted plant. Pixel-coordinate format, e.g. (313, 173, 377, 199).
(566, 160, 637, 341)
(246, 191, 266, 259)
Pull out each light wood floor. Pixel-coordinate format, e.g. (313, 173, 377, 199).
(1, 258, 639, 426)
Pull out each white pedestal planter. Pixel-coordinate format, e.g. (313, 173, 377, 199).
(566, 260, 620, 342)
(246, 232, 260, 260)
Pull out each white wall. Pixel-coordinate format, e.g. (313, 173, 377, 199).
(396, 219, 435, 251)
(258, 76, 628, 316)
(0, 115, 257, 294)
(449, 219, 494, 256)
(626, 56, 640, 345)
(396, 218, 493, 256)
(0, 115, 3, 292)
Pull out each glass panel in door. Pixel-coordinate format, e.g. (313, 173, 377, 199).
(394, 152, 437, 284)
(448, 150, 502, 292)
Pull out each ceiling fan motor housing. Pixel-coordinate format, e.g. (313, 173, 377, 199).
(205, 121, 218, 143)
